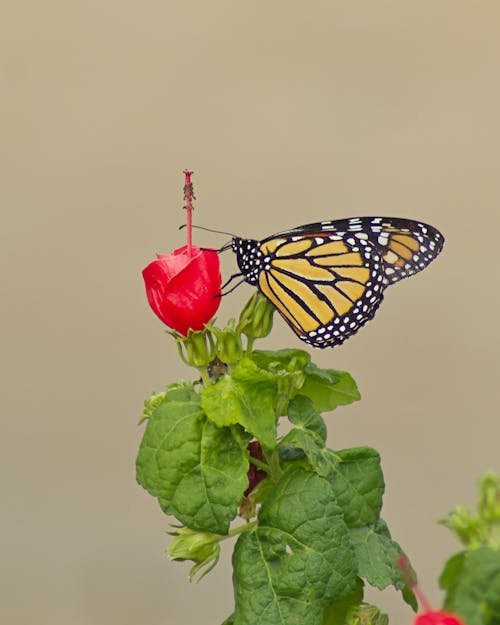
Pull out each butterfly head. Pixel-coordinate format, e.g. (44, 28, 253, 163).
(231, 238, 263, 285)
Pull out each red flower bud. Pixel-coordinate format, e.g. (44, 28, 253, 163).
(142, 245, 221, 336)
(414, 611, 466, 625)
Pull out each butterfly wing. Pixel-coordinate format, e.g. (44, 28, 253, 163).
(273, 216, 445, 285)
(255, 232, 386, 347)
(234, 216, 444, 348)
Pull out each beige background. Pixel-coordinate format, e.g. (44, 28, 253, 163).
(2, 1, 499, 624)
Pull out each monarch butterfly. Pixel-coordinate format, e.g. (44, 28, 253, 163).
(228, 216, 444, 348)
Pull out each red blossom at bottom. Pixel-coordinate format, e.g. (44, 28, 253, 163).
(396, 556, 466, 625)
(414, 611, 466, 625)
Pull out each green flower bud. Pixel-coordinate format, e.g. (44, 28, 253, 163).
(478, 471, 500, 523)
(176, 328, 217, 368)
(167, 527, 221, 582)
(237, 292, 275, 341)
(209, 319, 244, 364)
(440, 505, 488, 547)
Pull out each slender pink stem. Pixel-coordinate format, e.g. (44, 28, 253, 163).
(396, 554, 433, 613)
(412, 583, 433, 613)
(183, 170, 195, 255)
(186, 202, 193, 253)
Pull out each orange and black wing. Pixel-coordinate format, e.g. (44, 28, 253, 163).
(233, 216, 444, 348)
(273, 216, 445, 285)
(254, 233, 384, 347)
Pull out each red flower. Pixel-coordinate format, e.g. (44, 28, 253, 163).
(142, 245, 221, 336)
(414, 611, 466, 625)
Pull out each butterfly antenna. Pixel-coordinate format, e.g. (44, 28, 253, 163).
(179, 224, 237, 238)
(200, 239, 233, 254)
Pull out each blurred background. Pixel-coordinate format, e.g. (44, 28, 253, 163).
(2, 1, 499, 623)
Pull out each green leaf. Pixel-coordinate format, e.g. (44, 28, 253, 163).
(287, 394, 327, 441)
(328, 447, 384, 528)
(251, 349, 311, 415)
(139, 387, 168, 424)
(280, 396, 333, 477)
(349, 519, 406, 591)
(441, 546, 500, 625)
(439, 552, 466, 606)
(322, 577, 364, 625)
(200, 357, 278, 448)
(351, 603, 389, 625)
(251, 348, 311, 372)
(136, 384, 251, 534)
(232, 468, 357, 625)
(401, 585, 418, 612)
(300, 364, 361, 413)
(221, 615, 234, 625)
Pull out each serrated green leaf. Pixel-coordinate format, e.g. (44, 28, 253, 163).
(300, 364, 361, 413)
(441, 546, 500, 625)
(349, 519, 406, 590)
(328, 447, 384, 528)
(280, 396, 333, 477)
(251, 348, 311, 372)
(199, 357, 278, 448)
(136, 384, 251, 534)
(232, 468, 357, 625)
(288, 394, 327, 441)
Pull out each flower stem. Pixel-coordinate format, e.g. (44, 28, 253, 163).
(226, 521, 257, 538)
(183, 169, 195, 255)
(396, 554, 432, 612)
(246, 337, 255, 355)
(198, 367, 211, 387)
(249, 456, 270, 473)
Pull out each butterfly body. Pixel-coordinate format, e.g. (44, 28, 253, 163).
(231, 216, 444, 348)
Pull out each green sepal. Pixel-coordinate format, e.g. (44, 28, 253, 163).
(208, 319, 244, 365)
(237, 292, 275, 340)
(176, 328, 217, 368)
(167, 526, 222, 582)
